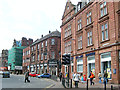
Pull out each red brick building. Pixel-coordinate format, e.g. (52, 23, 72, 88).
(23, 46, 31, 74)
(30, 30, 61, 76)
(61, 0, 120, 84)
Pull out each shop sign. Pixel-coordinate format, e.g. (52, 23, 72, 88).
(15, 66, 22, 70)
(48, 60, 58, 66)
(86, 52, 95, 57)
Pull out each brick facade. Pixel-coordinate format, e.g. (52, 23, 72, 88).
(61, 1, 120, 84)
(29, 31, 61, 76)
(23, 46, 31, 74)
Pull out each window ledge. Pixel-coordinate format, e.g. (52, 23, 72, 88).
(64, 34, 72, 41)
(98, 14, 109, 23)
(86, 44, 94, 48)
(85, 22, 94, 30)
(76, 29, 83, 35)
(77, 48, 83, 51)
(100, 39, 110, 43)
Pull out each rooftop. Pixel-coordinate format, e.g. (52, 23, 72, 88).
(31, 30, 61, 46)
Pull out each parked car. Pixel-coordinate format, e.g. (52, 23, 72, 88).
(29, 72, 36, 77)
(36, 74, 40, 77)
(38, 73, 51, 78)
(3, 71, 10, 78)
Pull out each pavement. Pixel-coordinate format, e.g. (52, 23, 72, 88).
(47, 78, 120, 90)
(3, 74, 119, 89)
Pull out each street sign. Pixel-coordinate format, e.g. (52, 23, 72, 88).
(15, 66, 22, 70)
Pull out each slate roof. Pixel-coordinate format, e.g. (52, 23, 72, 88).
(31, 30, 61, 46)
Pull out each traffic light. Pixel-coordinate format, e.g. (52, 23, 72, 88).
(62, 55, 66, 65)
(65, 54, 70, 64)
(62, 54, 71, 65)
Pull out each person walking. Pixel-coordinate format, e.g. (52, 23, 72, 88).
(25, 70, 30, 83)
(98, 71, 102, 83)
(59, 72, 62, 82)
(73, 72, 80, 88)
(103, 70, 108, 84)
(89, 71, 95, 85)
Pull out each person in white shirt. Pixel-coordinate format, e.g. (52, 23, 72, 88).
(73, 72, 80, 88)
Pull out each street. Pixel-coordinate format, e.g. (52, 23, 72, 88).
(0, 74, 56, 89)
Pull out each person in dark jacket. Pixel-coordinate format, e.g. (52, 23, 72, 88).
(59, 72, 62, 82)
(89, 71, 94, 85)
(103, 70, 108, 84)
(25, 70, 30, 83)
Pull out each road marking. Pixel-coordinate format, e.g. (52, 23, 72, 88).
(45, 84, 55, 88)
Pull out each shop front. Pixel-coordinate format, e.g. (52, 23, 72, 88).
(76, 55, 83, 73)
(100, 52, 111, 79)
(44, 64, 47, 73)
(15, 66, 22, 74)
(37, 64, 39, 74)
(48, 59, 58, 76)
(86, 53, 95, 77)
(40, 64, 43, 74)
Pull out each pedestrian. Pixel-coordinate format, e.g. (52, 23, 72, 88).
(80, 73, 84, 83)
(59, 72, 62, 82)
(89, 71, 95, 85)
(98, 71, 102, 83)
(25, 70, 30, 83)
(72, 72, 75, 85)
(73, 72, 80, 88)
(103, 70, 108, 84)
(83, 74, 86, 82)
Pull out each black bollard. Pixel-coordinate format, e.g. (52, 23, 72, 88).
(104, 80, 106, 90)
(87, 79, 88, 90)
(111, 85, 113, 90)
(70, 79, 72, 88)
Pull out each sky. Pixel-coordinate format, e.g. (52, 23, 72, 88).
(0, 0, 79, 53)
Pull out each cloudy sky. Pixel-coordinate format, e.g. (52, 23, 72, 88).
(0, 0, 79, 53)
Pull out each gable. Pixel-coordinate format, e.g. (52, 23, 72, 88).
(62, 0, 75, 20)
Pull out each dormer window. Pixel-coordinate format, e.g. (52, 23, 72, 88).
(67, 6, 69, 10)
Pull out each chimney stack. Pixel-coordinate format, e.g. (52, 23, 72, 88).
(49, 30, 51, 33)
(41, 35, 43, 38)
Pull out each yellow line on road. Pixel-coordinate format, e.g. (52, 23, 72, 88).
(45, 84, 55, 88)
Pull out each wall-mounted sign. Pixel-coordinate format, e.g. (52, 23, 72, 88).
(15, 66, 22, 70)
(48, 59, 58, 67)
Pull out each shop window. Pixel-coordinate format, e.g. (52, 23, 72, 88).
(87, 55, 95, 77)
(77, 57, 83, 73)
(101, 52, 111, 79)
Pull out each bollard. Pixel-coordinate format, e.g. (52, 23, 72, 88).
(104, 80, 106, 90)
(111, 85, 113, 90)
(86, 79, 88, 90)
(68, 77, 69, 88)
(62, 77, 66, 88)
(70, 79, 72, 88)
